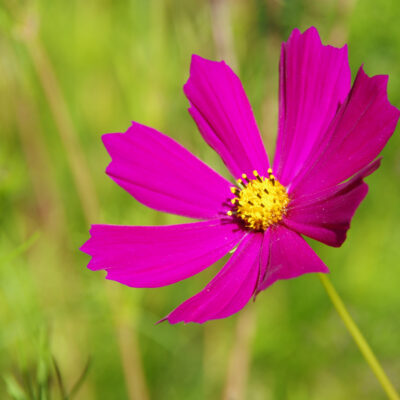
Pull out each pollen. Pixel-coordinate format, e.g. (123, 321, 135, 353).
(228, 169, 289, 231)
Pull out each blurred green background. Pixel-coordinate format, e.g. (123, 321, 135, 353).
(1, 0, 400, 399)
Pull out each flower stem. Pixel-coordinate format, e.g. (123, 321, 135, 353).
(318, 273, 399, 400)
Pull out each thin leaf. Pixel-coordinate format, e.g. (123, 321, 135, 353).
(21, 371, 36, 400)
(52, 358, 67, 400)
(68, 357, 91, 399)
(3, 374, 28, 400)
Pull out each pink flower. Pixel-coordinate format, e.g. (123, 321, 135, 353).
(81, 27, 399, 324)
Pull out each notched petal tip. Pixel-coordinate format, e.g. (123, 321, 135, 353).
(356, 65, 388, 90)
(80, 224, 97, 254)
(302, 26, 321, 44)
(285, 27, 323, 47)
(80, 225, 110, 271)
(287, 27, 349, 54)
(189, 53, 227, 70)
(101, 132, 124, 171)
(355, 66, 400, 120)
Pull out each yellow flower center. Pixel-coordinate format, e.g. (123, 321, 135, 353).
(227, 169, 289, 231)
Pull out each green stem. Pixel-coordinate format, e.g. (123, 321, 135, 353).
(318, 273, 399, 400)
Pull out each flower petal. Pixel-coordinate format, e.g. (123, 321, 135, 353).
(273, 27, 351, 186)
(284, 159, 381, 247)
(256, 225, 329, 293)
(81, 219, 245, 288)
(103, 122, 233, 220)
(163, 233, 262, 324)
(291, 67, 400, 195)
(185, 55, 270, 179)
(254, 229, 271, 294)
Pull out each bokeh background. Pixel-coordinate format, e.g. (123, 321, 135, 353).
(1, 0, 400, 399)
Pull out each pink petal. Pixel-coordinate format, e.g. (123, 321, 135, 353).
(254, 229, 271, 295)
(185, 55, 270, 179)
(273, 27, 351, 186)
(284, 159, 381, 247)
(81, 219, 245, 288)
(103, 122, 233, 220)
(291, 67, 400, 196)
(256, 225, 329, 294)
(163, 233, 262, 324)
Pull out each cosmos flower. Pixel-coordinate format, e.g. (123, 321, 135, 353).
(81, 27, 399, 324)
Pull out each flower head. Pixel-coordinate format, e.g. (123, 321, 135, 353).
(229, 169, 290, 230)
(81, 27, 399, 324)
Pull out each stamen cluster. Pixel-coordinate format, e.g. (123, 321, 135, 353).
(227, 169, 289, 231)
